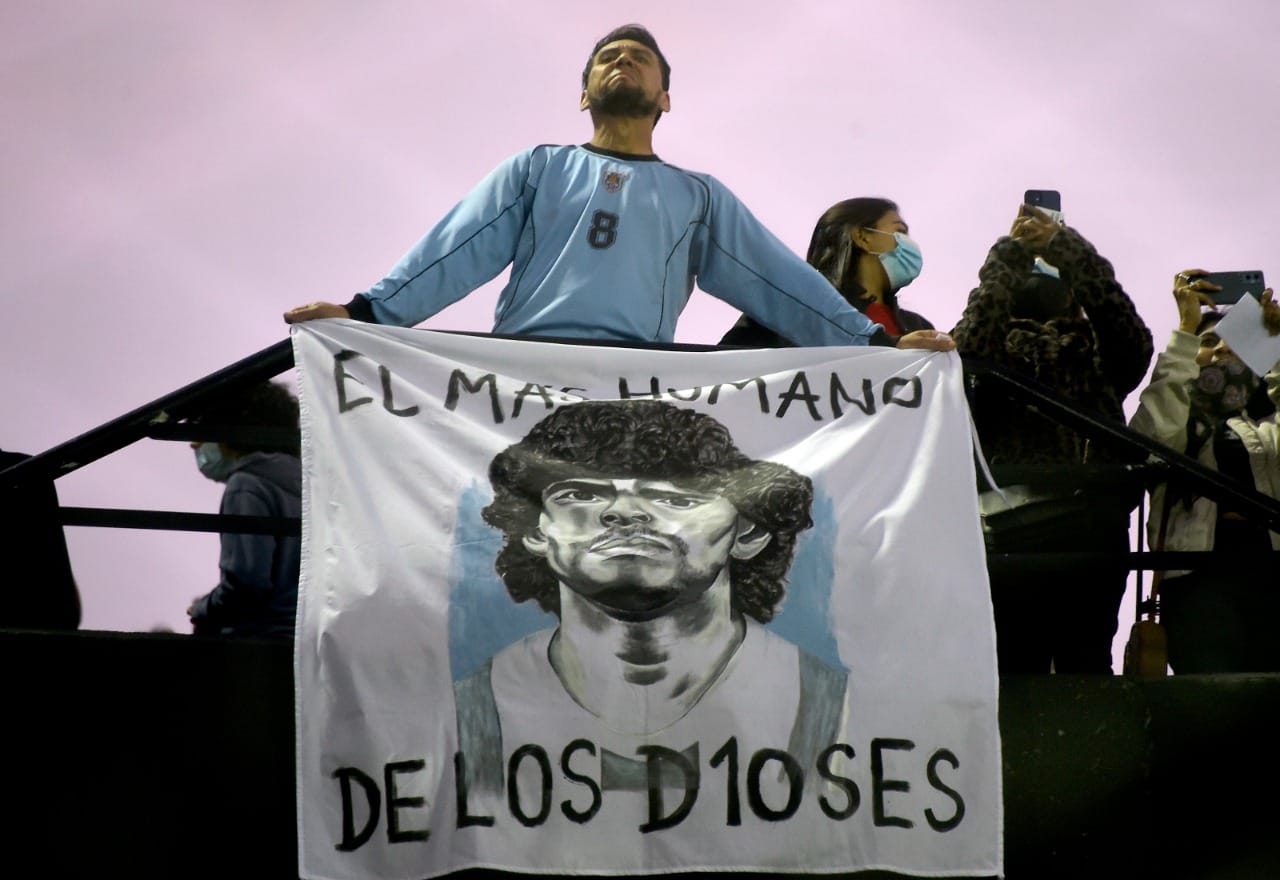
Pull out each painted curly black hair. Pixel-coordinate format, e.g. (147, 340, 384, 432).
(481, 401, 813, 622)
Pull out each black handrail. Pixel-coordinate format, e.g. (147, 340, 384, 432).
(0, 332, 720, 489)
(59, 507, 300, 537)
(0, 339, 293, 487)
(964, 359, 1280, 533)
(4, 334, 1279, 547)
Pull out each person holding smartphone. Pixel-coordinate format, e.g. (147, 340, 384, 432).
(721, 196, 933, 346)
(952, 202, 1154, 674)
(1128, 273, 1280, 673)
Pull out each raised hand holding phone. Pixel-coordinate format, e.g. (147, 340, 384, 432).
(1010, 203, 1060, 254)
(1171, 269, 1218, 332)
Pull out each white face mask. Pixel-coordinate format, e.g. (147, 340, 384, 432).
(862, 229, 924, 290)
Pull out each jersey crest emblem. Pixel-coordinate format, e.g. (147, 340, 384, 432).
(603, 169, 629, 193)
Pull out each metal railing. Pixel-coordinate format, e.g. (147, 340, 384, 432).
(3, 336, 1279, 562)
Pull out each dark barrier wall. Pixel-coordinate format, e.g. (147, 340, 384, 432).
(5, 629, 1278, 879)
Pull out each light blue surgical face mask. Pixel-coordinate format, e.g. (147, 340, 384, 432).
(194, 443, 236, 483)
(862, 229, 923, 290)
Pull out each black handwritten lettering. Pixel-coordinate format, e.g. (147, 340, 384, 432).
(454, 752, 495, 829)
(444, 370, 504, 423)
(924, 749, 965, 832)
(637, 745, 699, 833)
(830, 375, 875, 417)
(872, 738, 915, 829)
(379, 366, 420, 417)
(512, 383, 556, 419)
(334, 351, 374, 413)
(385, 759, 430, 843)
(707, 377, 770, 413)
(746, 749, 803, 821)
(816, 743, 860, 820)
(618, 377, 663, 400)
(709, 737, 742, 826)
(429, 365, 929, 425)
(776, 371, 823, 420)
(883, 376, 923, 408)
(443, 734, 964, 834)
(333, 766, 380, 851)
(560, 739, 602, 824)
(508, 745, 553, 827)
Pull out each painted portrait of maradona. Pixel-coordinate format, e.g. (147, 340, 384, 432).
(449, 400, 849, 802)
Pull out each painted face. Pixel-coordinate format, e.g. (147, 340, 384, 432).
(580, 39, 670, 119)
(523, 477, 756, 615)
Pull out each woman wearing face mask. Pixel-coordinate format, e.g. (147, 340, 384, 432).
(953, 204, 1154, 675)
(720, 197, 929, 346)
(1129, 272, 1280, 673)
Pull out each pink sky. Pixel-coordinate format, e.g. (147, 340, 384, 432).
(4, 1, 1278, 663)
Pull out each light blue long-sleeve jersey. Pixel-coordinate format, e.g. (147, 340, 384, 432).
(359, 144, 887, 346)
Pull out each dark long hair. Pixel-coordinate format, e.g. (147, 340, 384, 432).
(805, 197, 898, 298)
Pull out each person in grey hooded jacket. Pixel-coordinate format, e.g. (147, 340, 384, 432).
(188, 382, 301, 639)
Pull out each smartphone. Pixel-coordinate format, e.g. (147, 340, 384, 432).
(1200, 270, 1267, 305)
(1023, 189, 1063, 223)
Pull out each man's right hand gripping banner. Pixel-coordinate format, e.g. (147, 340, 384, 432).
(292, 322, 1002, 879)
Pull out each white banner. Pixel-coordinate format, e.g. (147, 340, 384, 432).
(293, 321, 1001, 879)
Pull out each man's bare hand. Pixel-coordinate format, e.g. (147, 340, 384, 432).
(897, 329, 956, 352)
(284, 302, 350, 324)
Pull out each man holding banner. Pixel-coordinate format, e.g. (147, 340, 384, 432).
(283, 24, 954, 354)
